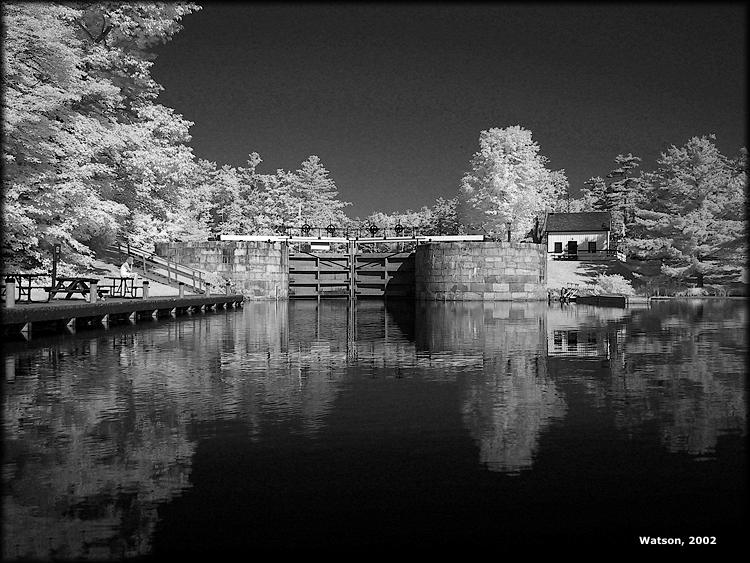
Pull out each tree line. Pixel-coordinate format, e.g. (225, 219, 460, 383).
(571, 139, 747, 286)
(2, 3, 746, 287)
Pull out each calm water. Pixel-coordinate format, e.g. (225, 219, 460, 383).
(2, 299, 746, 557)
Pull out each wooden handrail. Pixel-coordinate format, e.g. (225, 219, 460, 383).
(112, 239, 209, 293)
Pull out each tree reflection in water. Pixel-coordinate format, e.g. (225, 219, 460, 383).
(546, 301, 746, 458)
(2, 298, 746, 558)
(415, 301, 566, 474)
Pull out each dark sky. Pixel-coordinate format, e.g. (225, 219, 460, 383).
(151, 3, 747, 218)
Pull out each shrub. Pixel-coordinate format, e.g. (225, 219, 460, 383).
(204, 270, 232, 290)
(703, 285, 728, 296)
(592, 274, 636, 296)
(675, 287, 710, 297)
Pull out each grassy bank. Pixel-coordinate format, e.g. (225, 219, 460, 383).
(547, 259, 747, 297)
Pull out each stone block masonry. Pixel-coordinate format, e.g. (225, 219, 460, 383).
(415, 241, 547, 301)
(157, 240, 545, 301)
(156, 241, 289, 300)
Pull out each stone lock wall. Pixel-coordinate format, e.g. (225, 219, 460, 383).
(156, 241, 288, 299)
(157, 240, 545, 301)
(415, 241, 547, 301)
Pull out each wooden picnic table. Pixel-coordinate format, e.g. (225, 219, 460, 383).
(48, 276, 103, 300)
(102, 276, 140, 298)
(3, 272, 48, 303)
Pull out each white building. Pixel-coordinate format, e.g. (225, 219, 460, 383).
(545, 211, 623, 261)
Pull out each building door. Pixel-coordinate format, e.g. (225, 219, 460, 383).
(588, 242, 597, 253)
(567, 241, 578, 255)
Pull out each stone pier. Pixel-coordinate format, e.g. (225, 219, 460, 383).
(156, 241, 288, 299)
(415, 241, 547, 301)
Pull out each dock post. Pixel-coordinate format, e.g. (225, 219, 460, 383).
(5, 357, 14, 382)
(89, 281, 98, 303)
(348, 240, 355, 301)
(142, 280, 149, 299)
(5, 277, 16, 308)
(179, 282, 185, 298)
(51, 244, 60, 292)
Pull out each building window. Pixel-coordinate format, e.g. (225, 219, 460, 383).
(222, 248, 232, 264)
(588, 242, 597, 253)
(554, 242, 563, 253)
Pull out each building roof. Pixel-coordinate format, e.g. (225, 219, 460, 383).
(546, 212, 611, 232)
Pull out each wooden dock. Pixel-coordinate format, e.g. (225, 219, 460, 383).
(575, 294, 650, 308)
(2, 294, 244, 337)
(548, 285, 579, 303)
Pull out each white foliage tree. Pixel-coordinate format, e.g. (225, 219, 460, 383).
(1, 2, 201, 269)
(456, 126, 566, 240)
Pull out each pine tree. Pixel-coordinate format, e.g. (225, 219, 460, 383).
(287, 156, 351, 227)
(580, 176, 608, 211)
(628, 135, 746, 286)
(579, 154, 642, 251)
(605, 153, 642, 241)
